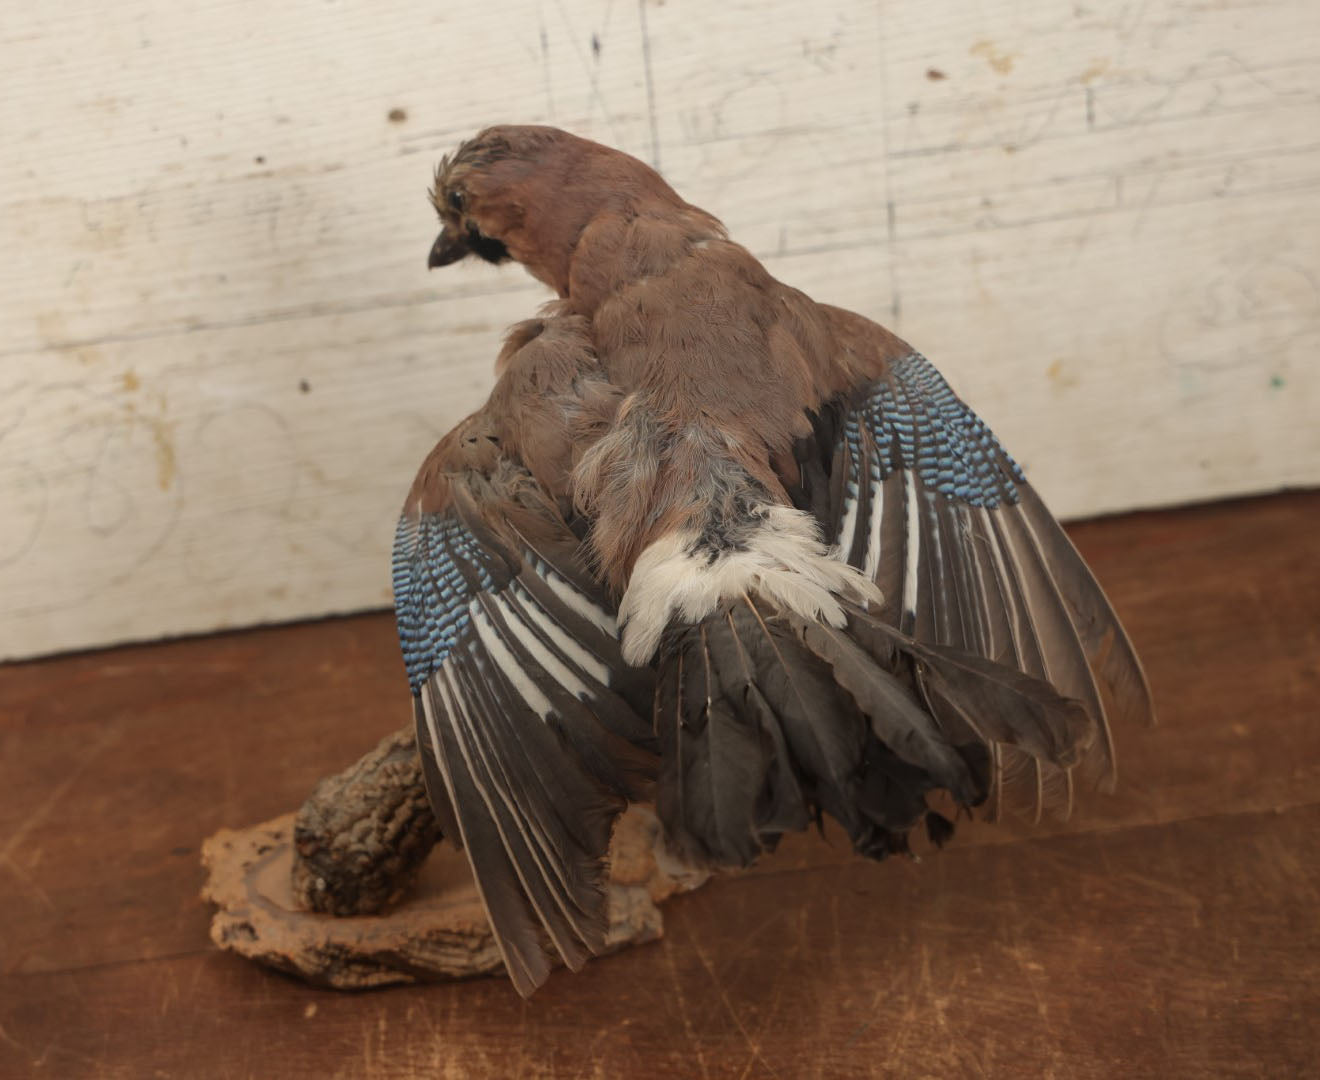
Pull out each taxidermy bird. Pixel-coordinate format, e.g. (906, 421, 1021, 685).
(393, 125, 1153, 996)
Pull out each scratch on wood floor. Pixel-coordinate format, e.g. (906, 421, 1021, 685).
(0, 1019, 36, 1061)
(0, 851, 56, 910)
(688, 926, 780, 1080)
(661, 932, 712, 1080)
(0, 729, 117, 861)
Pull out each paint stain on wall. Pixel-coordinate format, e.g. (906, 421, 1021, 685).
(1046, 358, 1080, 390)
(150, 416, 178, 492)
(119, 384, 177, 491)
(971, 40, 1016, 75)
(1080, 59, 1110, 83)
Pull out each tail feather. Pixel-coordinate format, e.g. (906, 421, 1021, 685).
(655, 614, 809, 866)
(718, 609, 813, 838)
(791, 616, 981, 805)
(847, 604, 1091, 820)
(855, 747, 944, 855)
(864, 617, 1095, 768)
(731, 598, 866, 838)
(653, 591, 1097, 868)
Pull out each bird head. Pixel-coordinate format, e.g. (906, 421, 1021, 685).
(427, 125, 689, 295)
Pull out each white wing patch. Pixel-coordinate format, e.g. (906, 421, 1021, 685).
(537, 561, 618, 638)
(510, 584, 612, 685)
(489, 593, 597, 703)
(471, 604, 556, 719)
(837, 491, 860, 563)
(902, 471, 922, 623)
(618, 504, 883, 665)
(862, 476, 886, 581)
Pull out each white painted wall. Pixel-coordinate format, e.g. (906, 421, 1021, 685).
(3, 0, 1317, 659)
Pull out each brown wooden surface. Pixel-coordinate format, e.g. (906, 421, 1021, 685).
(2, 491, 1317, 1078)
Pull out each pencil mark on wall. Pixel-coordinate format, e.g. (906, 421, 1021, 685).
(539, 22, 556, 121)
(1159, 255, 1320, 389)
(637, 0, 661, 169)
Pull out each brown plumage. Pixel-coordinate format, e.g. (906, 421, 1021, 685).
(394, 124, 1153, 996)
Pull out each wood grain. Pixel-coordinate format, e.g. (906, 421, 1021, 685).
(0, 490, 1316, 1078)
(4, 0, 1319, 658)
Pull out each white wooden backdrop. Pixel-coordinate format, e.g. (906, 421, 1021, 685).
(3, 0, 1318, 660)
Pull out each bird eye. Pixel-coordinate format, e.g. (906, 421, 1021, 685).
(448, 190, 465, 212)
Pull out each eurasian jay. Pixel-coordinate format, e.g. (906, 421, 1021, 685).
(393, 125, 1153, 996)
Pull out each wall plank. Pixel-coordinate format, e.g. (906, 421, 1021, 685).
(3, 0, 1317, 658)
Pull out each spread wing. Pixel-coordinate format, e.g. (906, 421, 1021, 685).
(797, 351, 1154, 819)
(393, 449, 656, 998)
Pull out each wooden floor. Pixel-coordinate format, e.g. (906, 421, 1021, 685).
(2, 491, 1317, 1079)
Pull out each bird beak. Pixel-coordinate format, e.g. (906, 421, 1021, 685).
(428, 226, 469, 268)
